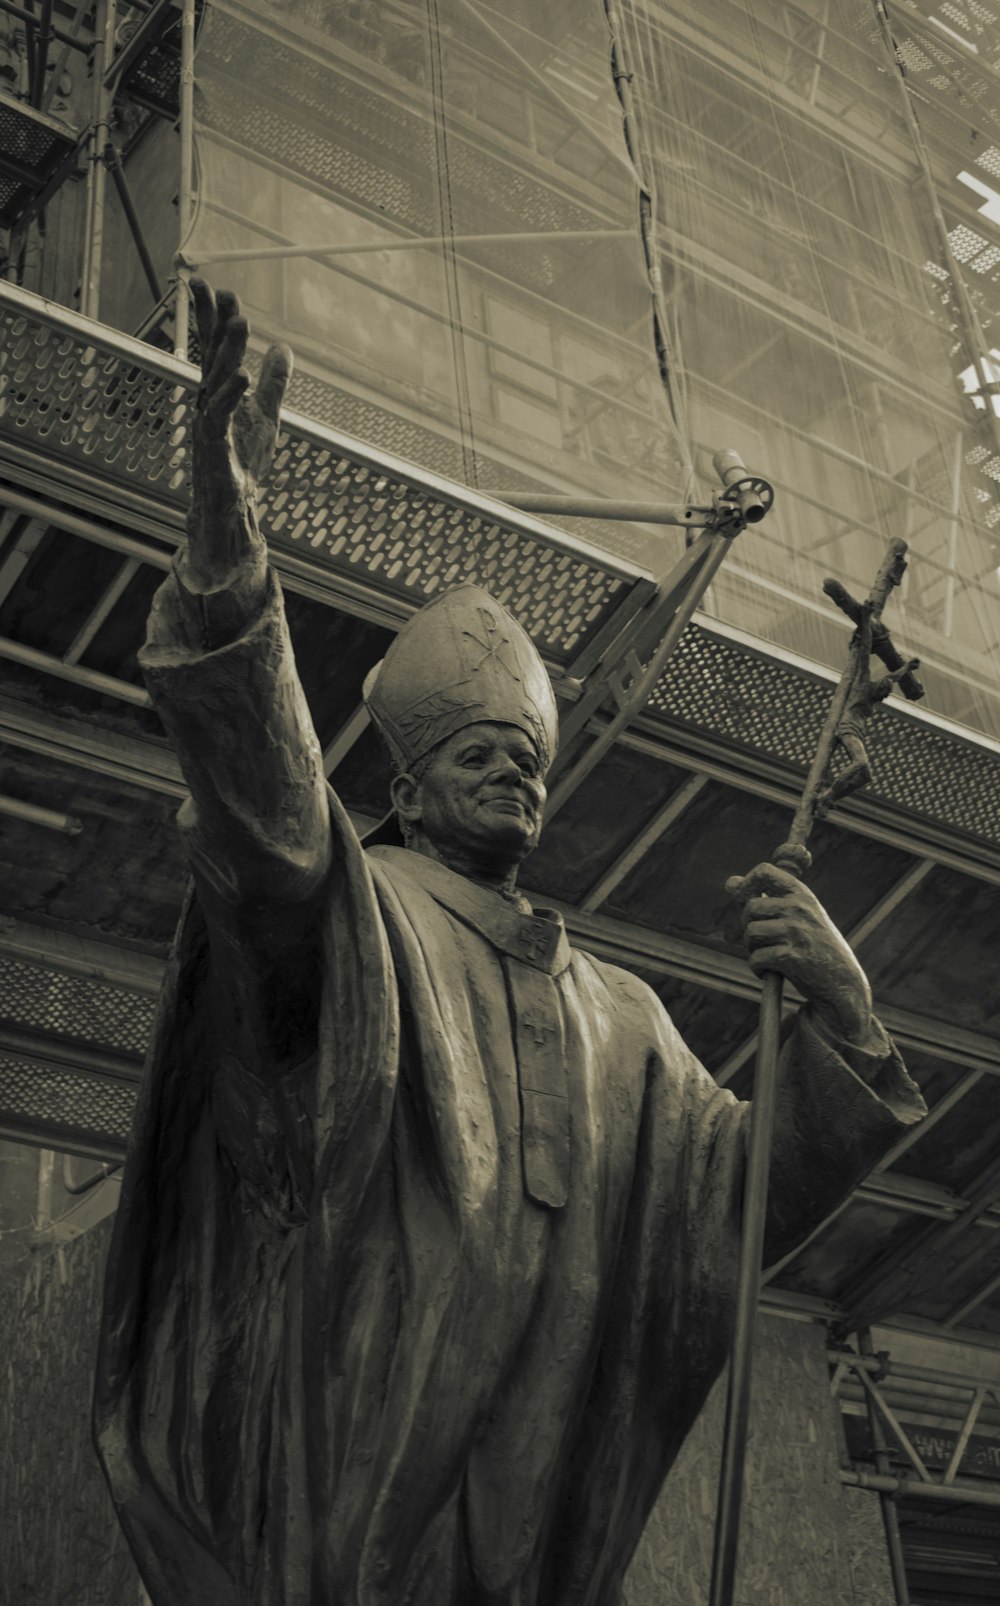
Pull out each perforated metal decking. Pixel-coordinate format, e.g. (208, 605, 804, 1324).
(0, 91, 78, 232)
(0, 281, 654, 668)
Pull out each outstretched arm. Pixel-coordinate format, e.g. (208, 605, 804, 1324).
(141, 281, 331, 909)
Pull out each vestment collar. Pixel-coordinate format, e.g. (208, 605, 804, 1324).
(367, 846, 571, 976)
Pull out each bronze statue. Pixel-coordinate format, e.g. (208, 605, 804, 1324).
(94, 284, 925, 1606)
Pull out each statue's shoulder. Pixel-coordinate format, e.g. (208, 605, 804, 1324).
(572, 947, 665, 1021)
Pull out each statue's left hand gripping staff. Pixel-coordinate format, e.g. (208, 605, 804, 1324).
(183, 277, 292, 594)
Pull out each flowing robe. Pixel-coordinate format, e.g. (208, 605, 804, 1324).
(94, 567, 925, 1606)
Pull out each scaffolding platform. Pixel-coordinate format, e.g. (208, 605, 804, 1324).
(0, 279, 655, 669)
(2, 281, 1000, 863)
(104, 0, 205, 119)
(0, 91, 78, 232)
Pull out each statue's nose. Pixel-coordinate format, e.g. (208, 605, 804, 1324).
(489, 752, 523, 784)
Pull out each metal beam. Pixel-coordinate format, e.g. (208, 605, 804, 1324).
(0, 515, 46, 605)
(61, 557, 141, 665)
(844, 1153, 1000, 1332)
(0, 693, 184, 797)
(0, 1021, 142, 1082)
(0, 913, 164, 993)
(581, 772, 709, 912)
(0, 635, 152, 706)
(846, 859, 937, 950)
(323, 702, 371, 777)
(617, 718, 1000, 891)
(873, 1070, 985, 1175)
(946, 1268, 1000, 1331)
(0, 793, 81, 834)
(841, 1469, 1000, 1509)
(832, 1348, 1000, 1528)
(0, 1118, 126, 1164)
(0, 480, 177, 565)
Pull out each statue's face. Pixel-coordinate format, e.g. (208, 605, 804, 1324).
(392, 721, 546, 866)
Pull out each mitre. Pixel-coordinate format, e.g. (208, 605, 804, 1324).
(363, 584, 559, 773)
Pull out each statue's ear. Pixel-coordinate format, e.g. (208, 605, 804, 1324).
(389, 771, 421, 826)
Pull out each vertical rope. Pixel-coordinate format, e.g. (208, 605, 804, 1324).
(426, 0, 479, 488)
(602, 0, 696, 495)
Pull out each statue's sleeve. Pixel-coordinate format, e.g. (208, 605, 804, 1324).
(140, 557, 331, 907)
(762, 1006, 925, 1261)
(658, 995, 926, 1280)
(542, 975, 926, 1590)
(137, 561, 394, 1224)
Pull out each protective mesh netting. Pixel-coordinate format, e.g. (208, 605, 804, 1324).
(185, 0, 1000, 739)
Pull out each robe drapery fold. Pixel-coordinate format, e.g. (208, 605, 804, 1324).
(94, 569, 925, 1606)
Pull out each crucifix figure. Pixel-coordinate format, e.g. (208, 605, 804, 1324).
(94, 286, 925, 1606)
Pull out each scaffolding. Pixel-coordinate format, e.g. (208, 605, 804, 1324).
(8, 4, 1000, 1599)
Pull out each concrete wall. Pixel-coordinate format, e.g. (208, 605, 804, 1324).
(0, 1224, 891, 1605)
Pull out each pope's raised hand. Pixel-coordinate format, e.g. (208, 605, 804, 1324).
(726, 861, 874, 1046)
(185, 277, 292, 587)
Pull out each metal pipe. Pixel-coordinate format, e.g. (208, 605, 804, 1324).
(192, 210, 661, 429)
(0, 485, 172, 568)
(200, 182, 652, 360)
(80, 0, 115, 319)
(0, 793, 82, 833)
(174, 0, 196, 357)
(62, 1154, 120, 1194)
(63, 557, 141, 665)
(41, 0, 92, 111)
(708, 969, 783, 1606)
(841, 1467, 1000, 1509)
(946, 1266, 1000, 1330)
(859, 1330, 913, 1603)
(0, 1118, 126, 1163)
(0, 0, 88, 49)
(499, 493, 712, 526)
(834, 1349, 1000, 1400)
(29, 0, 52, 108)
(187, 227, 630, 268)
(103, 143, 162, 301)
(942, 1386, 987, 1484)
(825, 1350, 1000, 1398)
(0, 635, 152, 706)
(19, 0, 38, 106)
(35, 1144, 54, 1231)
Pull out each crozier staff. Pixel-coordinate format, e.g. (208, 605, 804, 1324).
(95, 283, 925, 1606)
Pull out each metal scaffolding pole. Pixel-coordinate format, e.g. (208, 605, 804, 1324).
(80, 0, 115, 319)
(174, 0, 196, 358)
(841, 1469, 1000, 1511)
(859, 1330, 912, 1605)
